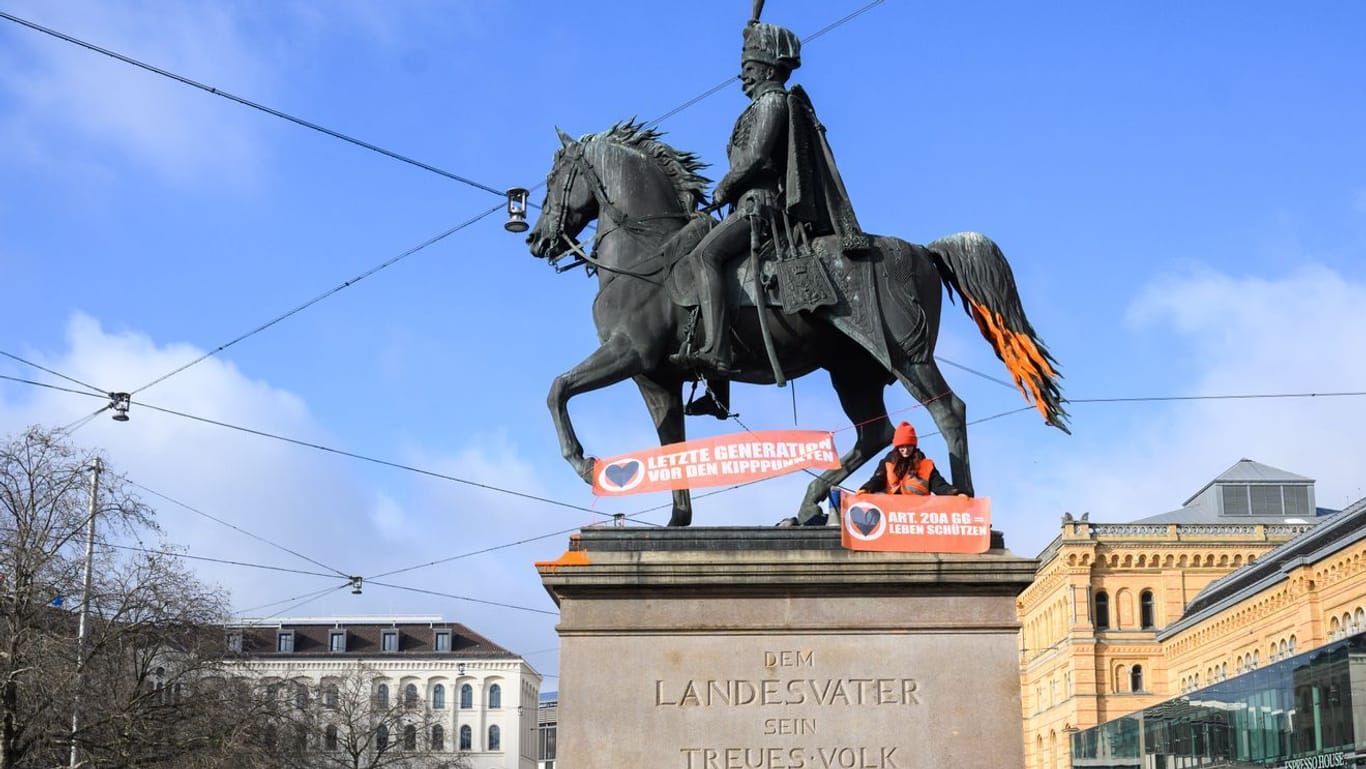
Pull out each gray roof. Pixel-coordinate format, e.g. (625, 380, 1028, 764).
(1160, 494, 1366, 639)
(1129, 459, 1322, 525)
(1181, 459, 1314, 505)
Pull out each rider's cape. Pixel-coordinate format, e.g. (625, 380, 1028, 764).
(784, 85, 871, 254)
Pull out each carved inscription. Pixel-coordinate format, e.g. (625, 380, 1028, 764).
(663, 650, 918, 768)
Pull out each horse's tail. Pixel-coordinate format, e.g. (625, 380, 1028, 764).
(927, 232, 1070, 433)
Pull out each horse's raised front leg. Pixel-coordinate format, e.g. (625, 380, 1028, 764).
(548, 333, 645, 483)
(633, 373, 692, 526)
(796, 358, 895, 524)
(893, 360, 972, 496)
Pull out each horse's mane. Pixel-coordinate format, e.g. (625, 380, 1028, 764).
(584, 119, 711, 212)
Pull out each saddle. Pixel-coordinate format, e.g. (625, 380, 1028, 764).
(665, 222, 840, 314)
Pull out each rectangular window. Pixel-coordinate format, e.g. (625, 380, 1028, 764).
(434, 630, 451, 652)
(329, 630, 347, 652)
(277, 631, 295, 653)
(1221, 485, 1251, 516)
(226, 630, 243, 653)
(382, 629, 399, 652)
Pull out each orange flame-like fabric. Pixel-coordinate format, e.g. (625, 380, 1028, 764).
(968, 299, 1056, 422)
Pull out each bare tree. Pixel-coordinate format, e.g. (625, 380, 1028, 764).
(248, 665, 472, 769)
(0, 427, 242, 769)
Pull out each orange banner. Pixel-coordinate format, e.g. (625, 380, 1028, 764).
(839, 493, 991, 553)
(592, 430, 840, 496)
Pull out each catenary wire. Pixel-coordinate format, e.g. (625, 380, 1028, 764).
(131, 203, 503, 395)
(0, 373, 108, 401)
(0, 350, 107, 395)
(0, 10, 507, 197)
(366, 580, 558, 616)
(125, 478, 351, 579)
(84, 1, 884, 395)
(237, 582, 356, 624)
(364, 526, 587, 581)
(129, 398, 612, 518)
(0, 523, 341, 579)
(59, 405, 112, 435)
(645, 0, 887, 127)
(237, 584, 352, 617)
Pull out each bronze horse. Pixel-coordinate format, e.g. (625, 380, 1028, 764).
(525, 121, 1066, 526)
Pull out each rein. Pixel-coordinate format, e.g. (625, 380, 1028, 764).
(547, 141, 708, 281)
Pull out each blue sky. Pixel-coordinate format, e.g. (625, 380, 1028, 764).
(2, 1, 1364, 683)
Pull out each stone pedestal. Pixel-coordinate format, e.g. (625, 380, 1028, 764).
(537, 527, 1037, 769)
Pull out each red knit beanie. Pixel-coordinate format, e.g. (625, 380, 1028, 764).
(892, 421, 917, 447)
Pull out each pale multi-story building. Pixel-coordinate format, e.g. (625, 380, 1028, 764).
(1018, 460, 1332, 769)
(223, 615, 541, 769)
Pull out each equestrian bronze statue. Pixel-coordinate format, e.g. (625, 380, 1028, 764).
(523, 13, 1068, 527)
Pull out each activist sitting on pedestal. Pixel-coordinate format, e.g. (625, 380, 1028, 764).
(858, 422, 967, 497)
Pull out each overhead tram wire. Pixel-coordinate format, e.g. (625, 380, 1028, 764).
(0, 523, 340, 579)
(0, 351, 107, 396)
(644, 0, 888, 128)
(0, 374, 109, 401)
(364, 525, 588, 582)
(66, 0, 885, 395)
(237, 583, 354, 618)
(131, 202, 503, 395)
(128, 397, 611, 518)
(125, 478, 352, 579)
(365, 580, 559, 616)
(0, 10, 507, 197)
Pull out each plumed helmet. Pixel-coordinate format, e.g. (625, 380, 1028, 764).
(892, 421, 917, 448)
(742, 21, 801, 70)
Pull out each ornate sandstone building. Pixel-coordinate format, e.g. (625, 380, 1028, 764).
(1017, 460, 1336, 769)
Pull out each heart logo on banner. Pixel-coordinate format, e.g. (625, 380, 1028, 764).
(602, 459, 643, 490)
(848, 503, 883, 537)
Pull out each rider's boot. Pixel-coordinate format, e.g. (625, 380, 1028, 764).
(671, 259, 736, 376)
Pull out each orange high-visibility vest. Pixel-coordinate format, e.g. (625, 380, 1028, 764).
(885, 456, 935, 495)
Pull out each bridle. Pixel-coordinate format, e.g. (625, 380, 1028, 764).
(545, 139, 703, 281)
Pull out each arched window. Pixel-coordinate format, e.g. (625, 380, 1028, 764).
(488, 683, 502, 709)
(459, 725, 472, 750)
(1355, 608, 1365, 634)
(1252, 650, 1260, 667)
(1094, 591, 1110, 630)
(403, 725, 417, 751)
(295, 683, 309, 709)
(1289, 635, 1297, 654)
(1130, 664, 1144, 692)
(324, 725, 338, 751)
(1236, 655, 1244, 674)
(460, 683, 473, 709)
(1330, 616, 1342, 640)
(1139, 590, 1155, 629)
(375, 683, 390, 708)
(1279, 640, 1288, 659)
(488, 725, 501, 751)
(433, 683, 446, 709)
(377, 724, 390, 751)
(404, 683, 419, 708)
(432, 725, 445, 751)
(324, 683, 338, 708)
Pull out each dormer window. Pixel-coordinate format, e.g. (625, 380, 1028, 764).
(329, 630, 347, 653)
(382, 629, 399, 652)
(434, 630, 452, 652)
(276, 631, 295, 653)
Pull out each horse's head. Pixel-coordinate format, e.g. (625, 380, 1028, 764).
(526, 128, 599, 261)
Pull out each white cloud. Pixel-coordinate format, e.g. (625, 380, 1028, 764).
(993, 264, 1366, 556)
